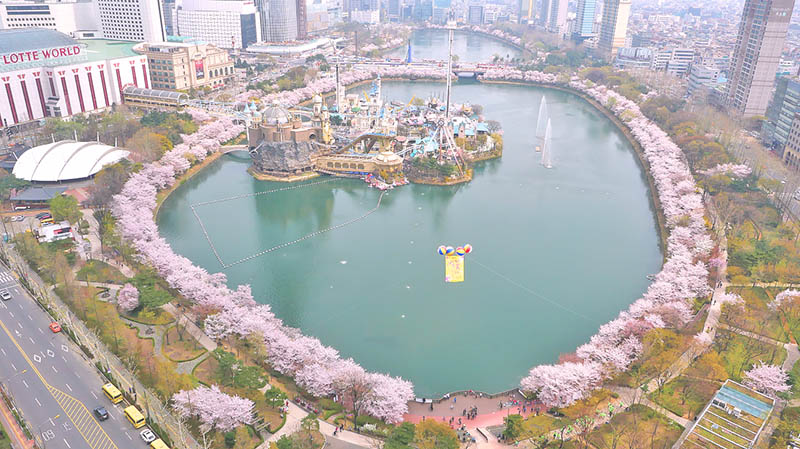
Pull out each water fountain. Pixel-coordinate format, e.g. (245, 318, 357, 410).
(534, 96, 548, 152)
(541, 118, 552, 169)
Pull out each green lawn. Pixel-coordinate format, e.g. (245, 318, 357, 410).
(723, 287, 788, 343)
(714, 331, 786, 381)
(76, 260, 128, 284)
(649, 376, 719, 419)
(563, 405, 682, 449)
(0, 421, 12, 449)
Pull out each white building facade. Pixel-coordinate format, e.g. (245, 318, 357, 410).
(0, 29, 148, 126)
(176, 0, 260, 49)
(95, 0, 166, 42)
(0, 0, 100, 37)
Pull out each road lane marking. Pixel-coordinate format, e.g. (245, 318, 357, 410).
(51, 366, 57, 373)
(9, 311, 13, 318)
(9, 363, 15, 371)
(125, 432, 131, 440)
(63, 438, 71, 448)
(65, 383, 72, 392)
(0, 316, 120, 449)
(16, 323, 21, 329)
(49, 417, 54, 426)
(28, 337, 34, 344)
(21, 380, 28, 388)
(90, 391, 97, 399)
(0, 348, 5, 356)
(34, 397, 41, 406)
(26, 314, 31, 321)
(37, 328, 43, 334)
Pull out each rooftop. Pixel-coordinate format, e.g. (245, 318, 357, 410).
(78, 39, 139, 62)
(0, 28, 75, 55)
(683, 380, 774, 449)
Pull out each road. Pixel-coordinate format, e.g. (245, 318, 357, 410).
(0, 266, 146, 449)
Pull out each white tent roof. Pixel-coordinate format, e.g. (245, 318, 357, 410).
(12, 140, 129, 182)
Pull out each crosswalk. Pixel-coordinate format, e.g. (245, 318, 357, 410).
(0, 271, 14, 287)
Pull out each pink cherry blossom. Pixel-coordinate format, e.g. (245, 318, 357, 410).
(117, 283, 139, 312)
(172, 385, 254, 431)
(743, 362, 790, 397)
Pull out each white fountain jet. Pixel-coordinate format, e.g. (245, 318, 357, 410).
(534, 96, 548, 152)
(541, 118, 553, 169)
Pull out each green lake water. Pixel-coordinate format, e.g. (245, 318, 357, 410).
(156, 31, 661, 397)
(386, 28, 522, 62)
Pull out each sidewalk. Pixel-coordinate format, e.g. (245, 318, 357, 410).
(162, 303, 217, 352)
(0, 394, 33, 449)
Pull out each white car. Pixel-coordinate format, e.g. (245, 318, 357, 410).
(140, 429, 156, 444)
(0, 291, 11, 301)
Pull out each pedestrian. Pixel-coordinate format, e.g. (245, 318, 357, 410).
(430, 402, 434, 411)
(450, 404, 454, 410)
(422, 416, 426, 421)
(458, 418, 462, 426)
(454, 397, 457, 404)
(462, 408, 466, 416)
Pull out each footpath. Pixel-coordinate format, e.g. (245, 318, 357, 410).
(0, 393, 34, 449)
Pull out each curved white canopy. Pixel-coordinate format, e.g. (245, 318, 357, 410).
(13, 141, 129, 182)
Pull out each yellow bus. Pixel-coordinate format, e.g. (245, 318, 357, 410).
(123, 406, 146, 429)
(150, 439, 170, 449)
(101, 383, 123, 404)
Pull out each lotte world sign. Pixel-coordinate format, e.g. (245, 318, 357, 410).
(0, 44, 88, 73)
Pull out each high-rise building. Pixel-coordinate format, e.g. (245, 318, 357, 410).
(296, 0, 307, 39)
(176, 0, 260, 48)
(762, 76, 800, 152)
(597, 0, 631, 59)
(574, 0, 596, 40)
(726, 0, 796, 117)
(547, 0, 568, 34)
(468, 3, 484, 24)
(0, 0, 99, 37)
(259, 0, 298, 42)
(162, 0, 177, 35)
(96, 0, 166, 42)
(518, 0, 534, 23)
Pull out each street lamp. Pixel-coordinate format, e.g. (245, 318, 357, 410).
(34, 413, 60, 449)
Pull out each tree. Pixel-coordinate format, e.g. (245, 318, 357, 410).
(171, 385, 254, 432)
(224, 431, 236, 448)
(89, 162, 130, 207)
(743, 362, 790, 396)
(415, 420, 458, 449)
(0, 175, 30, 200)
(276, 435, 294, 449)
(49, 194, 82, 223)
(117, 283, 140, 312)
(385, 422, 416, 449)
(125, 129, 172, 162)
(503, 414, 524, 441)
(264, 387, 288, 409)
(214, 349, 238, 386)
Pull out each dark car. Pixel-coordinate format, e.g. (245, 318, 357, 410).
(93, 406, 109, 421)
(35, 212, 51, 220)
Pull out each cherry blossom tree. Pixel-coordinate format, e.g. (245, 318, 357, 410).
(520, 361, 603, 408)
(743, 362, 790, 397)
(172, 385, 254, 431)
(117, 283, 139, 312)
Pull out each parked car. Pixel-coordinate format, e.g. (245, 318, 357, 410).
(0, 291, 11, 301)
(48, 322, 61, 333)
(93, 406, 109, 421)
(140, 429, 157, 443)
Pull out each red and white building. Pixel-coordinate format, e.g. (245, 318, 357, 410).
(0, 28, 151, 126)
